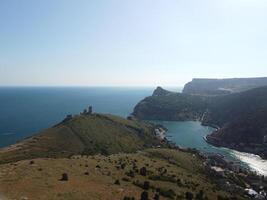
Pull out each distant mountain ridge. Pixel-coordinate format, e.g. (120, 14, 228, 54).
(183, 77, 267, 95)
(133, 82, 267, 158)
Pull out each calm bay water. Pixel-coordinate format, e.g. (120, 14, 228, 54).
(0, 87, 266, 175)
(154, 121, 267, 176)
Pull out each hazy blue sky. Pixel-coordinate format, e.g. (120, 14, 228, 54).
(0, 0, 267, 86)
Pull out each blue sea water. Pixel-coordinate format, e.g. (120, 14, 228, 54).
(0, 87, 266, 175)
(0, 87, 156, 147)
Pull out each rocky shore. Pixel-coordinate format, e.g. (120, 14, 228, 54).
(206, 133, 267, 160)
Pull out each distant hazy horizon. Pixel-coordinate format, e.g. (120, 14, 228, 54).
(1, 0, 266, 86)
(1, 76, 267, 88)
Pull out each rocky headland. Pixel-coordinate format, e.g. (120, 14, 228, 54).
(133, 81, 267, 159)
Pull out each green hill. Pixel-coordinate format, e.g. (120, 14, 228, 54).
(133, 86, 267, 158)
(0, 113, 161, 164)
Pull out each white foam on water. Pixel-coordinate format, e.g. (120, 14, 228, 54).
(230, 150, 267, 176)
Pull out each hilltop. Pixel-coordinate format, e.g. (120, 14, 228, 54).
(183, 77, 267, 96)
(133, 86, 267, 158)
(0, 113, 162, 164)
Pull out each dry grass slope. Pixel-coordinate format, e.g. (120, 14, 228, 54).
(0, 149, 244, 200)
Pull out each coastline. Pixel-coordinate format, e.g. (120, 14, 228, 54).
(205, 134, 267, 160)
(203, 135, 267, 176)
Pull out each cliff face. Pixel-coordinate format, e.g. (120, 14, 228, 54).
(133, 86, 267, 158)
(183, 77, 267, 95)
(133, 88, 209, 121)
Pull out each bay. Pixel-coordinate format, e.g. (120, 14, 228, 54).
(0, 86, 266, 175)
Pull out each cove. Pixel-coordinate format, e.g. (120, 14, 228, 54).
(152, 120, 267, 176)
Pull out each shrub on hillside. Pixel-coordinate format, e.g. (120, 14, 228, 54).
(143, 181, 150, 190)
(140, 167, 147, 176)
(60, 173, 69, 181)
(141, 191, 149, 200)
(114, 179, 120, 185)
(185, 192, 194, 200)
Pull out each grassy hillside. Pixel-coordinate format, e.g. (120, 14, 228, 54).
(0, 148, 244, 200)
(133, 86, 267, 158)
(0, 114, 160, 164)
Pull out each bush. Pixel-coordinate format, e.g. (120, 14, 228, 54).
(114, 179, 120, 185)
(121, 163, 126, 169)
(60, 173, 69, 181)
(123, 197, 135, 200)
(125, 170, 135, 178)
(141, 191, 149, 200)
(143, 181, 150, 190)
(122, 177, 130, 182)
(133, 180, 144, 189)
(159, 188, 176, 199)
(153, 193, 160, 200)
(196, 190, 204, 200)
(217, 195, 229, 200)
(149, 175, 176, 183)
(185, 192, 194, 200)
(140, 167, 147, 176)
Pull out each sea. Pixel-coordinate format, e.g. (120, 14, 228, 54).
(0, 87, 266, 175)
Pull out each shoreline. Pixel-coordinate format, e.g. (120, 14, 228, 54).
(203, 135, 267, 176)
(154, 120, 267, 177)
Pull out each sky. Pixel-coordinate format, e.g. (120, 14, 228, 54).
(0, 0, 267, 87)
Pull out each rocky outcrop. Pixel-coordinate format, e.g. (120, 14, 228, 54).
(152, 86, 174, 96)
(132, 90, 208, 121)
